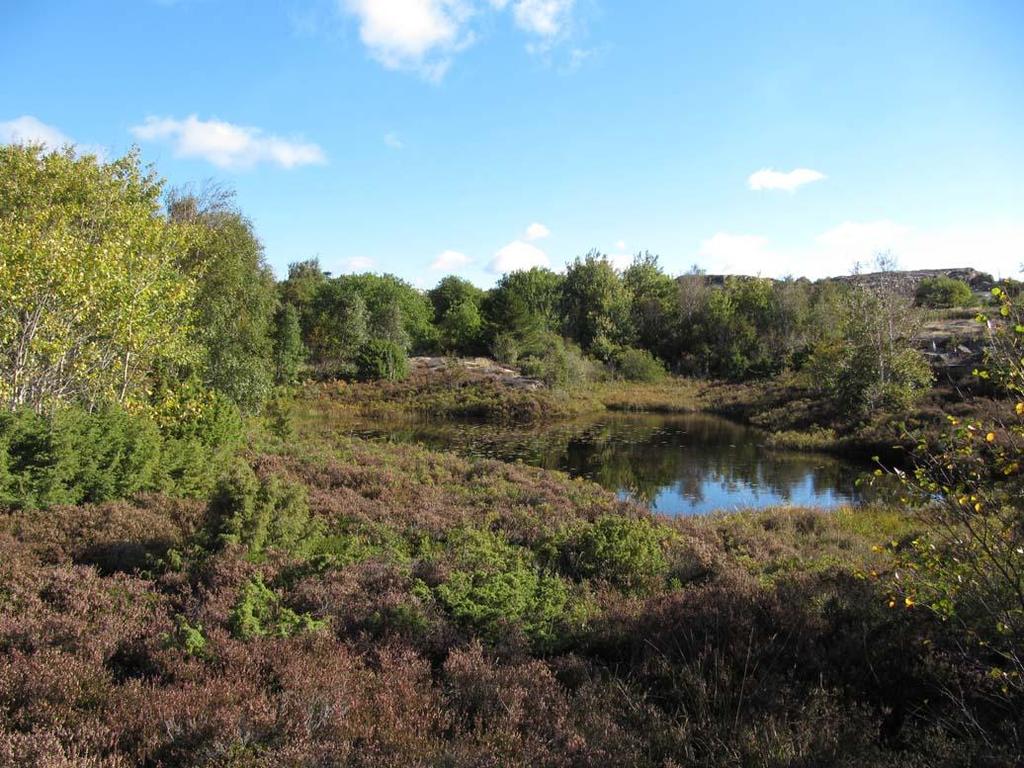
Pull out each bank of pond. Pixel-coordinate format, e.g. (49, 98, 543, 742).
(345, 411, 877, 516)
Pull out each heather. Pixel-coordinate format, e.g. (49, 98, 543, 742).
(0, 402, 1020, 766)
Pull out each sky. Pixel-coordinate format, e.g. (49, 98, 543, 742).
(2, 0, 1022, 286)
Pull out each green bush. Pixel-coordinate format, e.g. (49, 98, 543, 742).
(519, 335, 597, 390)
(230, 575, 325, 639)
(613, 347, 666, 382)
(205, 461, 323, 559)
(561, 515, 667, 591)
(430, 528, 581, 647)
(915, 276, 974, 308)
(355, 339, 411, 382)
(0, 405, 162, 509)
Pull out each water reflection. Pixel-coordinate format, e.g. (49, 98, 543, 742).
(348, 412, 869, 516)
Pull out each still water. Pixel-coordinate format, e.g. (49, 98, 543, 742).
(350, 412, 868, 516)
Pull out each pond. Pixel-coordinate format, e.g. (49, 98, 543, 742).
(349, 412, 870, 515)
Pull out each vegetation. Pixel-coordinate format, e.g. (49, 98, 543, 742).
(1, 142, 1020, 765)
(915, 275, 975, 308)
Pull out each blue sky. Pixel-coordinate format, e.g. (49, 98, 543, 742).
(2, 0, 1022, 285)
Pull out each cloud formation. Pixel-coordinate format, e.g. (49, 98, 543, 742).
(384, 131, 404, 149)
(130, 115, 326, 169)
(341, 0, 474, 81)
(341, 0, 580, 80)
(0, 115, 74, 149)
(747, 167, 826, 192)
(431, 249, 472, 270)
(490, 240, 548, 272)
(510, 0, 574, 37)
(524, 222, 550, 240)
(697, 221, 1024, 280)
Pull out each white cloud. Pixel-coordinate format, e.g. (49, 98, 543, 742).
(747, 167, 826, 192)
(698, 233, 773, 274)
(0, 115, 74, 149)
(343, 256, 376, 272)
(341, 0, 474, 81)
(490, 240, 549, 272)
(340, 0, 581, 79)
(511, 0, 574, 37)
(384, 131, 404, 149)
(524, 222, 550, 240)
(431, 249, 472, 270)
(696, 222, 1024, 280)
(130, 115, 326, 169)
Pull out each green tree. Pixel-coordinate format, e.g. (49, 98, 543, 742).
(429, 275, 483, 320)
(439, 299, 484, 354)
(305, 281, 369, 374)
(339, 273, 436, 352)
(168, 187, 277, 414)
(0, 145, 195, 412)
(623, 252, 678, 361)
(271, 303, 305, 384)
(560, 252, 633, 357)
(483, 267, 564, 356)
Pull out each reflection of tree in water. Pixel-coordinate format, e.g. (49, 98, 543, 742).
(350, 412, 867, 513)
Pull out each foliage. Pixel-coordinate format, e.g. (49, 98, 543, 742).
(806, 277, 932, 417)
(430, 527, 581, 647)
(340, 273, 436, 352)
(169, 187, 278, 414)
(560, 252, 634, 356)
(271, 303, 305, 385)
(613, 347, 666, 382)
(560, 515, 667, 590)
(0, 395, 241, 509)
(623, 252, 679, 361)
(518, 334, 598, 390)
(0, 145, 195, 412)
(355, 338, 411, 382)
(914, 276, 974, 308)
(0, 404, 160, 509)
(205, 460, 322, 558)
(887, 286, 1024, 704)
(484, 267, 564, 352)
(230, 575, 325, 639)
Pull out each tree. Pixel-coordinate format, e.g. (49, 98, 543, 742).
(0, 145, 195, 412)
(168, 186, 277, 414)
(560, 252, 633, 357)
(429, 276, 483, 321)
(483, 267, 564, 357)
(305, 281, 368, 374)
(806, 258, 931, 416)
(271, 303, 305, 384)
(623, 253, 678, 362)
(338, 273, 436, 352)
(439, 300, 484, 354)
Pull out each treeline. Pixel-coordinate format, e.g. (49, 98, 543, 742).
(0, 146, 965, 505)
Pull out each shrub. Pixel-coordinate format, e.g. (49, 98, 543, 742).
(0, 405, 162, 509)
(915, 276, 974, 308)
(430, 528, 581, 647)
(205, 461, 323, 559)
(518, 336, 597, 390)
(230, 575, 325, 639)
(613, 347, 666, 382)
(560, 515, 667, 591)
(355, 339, 411, 382)
(491, 332, 520, 366)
